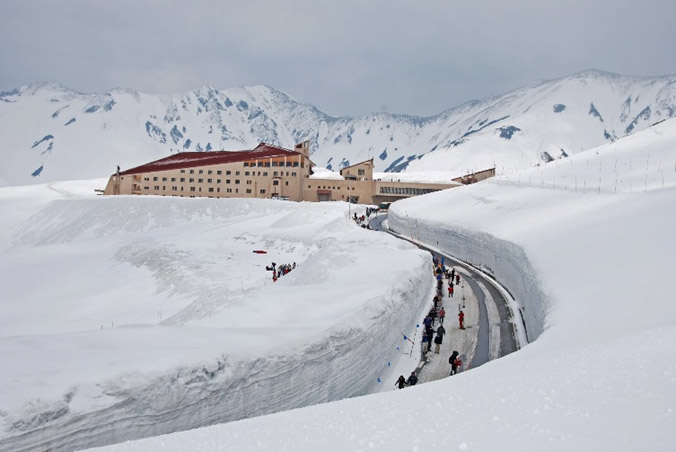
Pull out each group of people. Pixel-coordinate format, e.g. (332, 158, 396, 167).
(265, 262, 296, 282)
(396, 256, 465, 389)
(395, 372, 418, 389)
(352, 212, 373, 229)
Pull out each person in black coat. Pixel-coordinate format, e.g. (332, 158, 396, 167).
(396, 375, 406, 389)
(449, 351, 460, 375)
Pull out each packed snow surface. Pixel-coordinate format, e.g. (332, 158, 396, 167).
(81, 120, 676, 451)
(0, 186, 431, 451)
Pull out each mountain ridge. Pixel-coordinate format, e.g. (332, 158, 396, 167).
(1, 69, 675, 187)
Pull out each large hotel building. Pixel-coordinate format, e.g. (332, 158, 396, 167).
(104, 141, 494, 204)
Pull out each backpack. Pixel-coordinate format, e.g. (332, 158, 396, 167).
(453, 358, 462, 367)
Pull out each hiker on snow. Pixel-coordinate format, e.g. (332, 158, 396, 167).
(439, 307, 446, 324)
(396, 375, 406, 389)
(458, 310, 465, 329)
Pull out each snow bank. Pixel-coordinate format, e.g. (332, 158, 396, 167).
(0, 190, 432, 451)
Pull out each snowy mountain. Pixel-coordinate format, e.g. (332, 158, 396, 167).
(1, 70, 675, 187)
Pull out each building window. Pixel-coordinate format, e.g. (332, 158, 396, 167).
(144, 177, 149, 181)
(285, 181, 289, 186)
(264, 162, 270, 167)
(358, 169, 365, 175)
(263, 172, 268, 176)
(246, 189, 252, 194)
(291, 172, 297, 177)
(143, 186, 149, 190)
(208, 187, 214, 193)
(226, 179, 231, 184)
(153, 176, 158, 181)
(257, 162, 263, 167)
(217, 179, 221, 184)
(217, 188, 220, 192)
(235, 180, 240, 184)
(199, 170, 203, 174)
(208, 170, 212, 174)
(154, 185, 160, 190)
(286, 162, 292, 167)
(293, 162, 299, 167)
(272, 162, 278, 167)
(245, 171, 250, 176)
(180, 178, 185, 182)
(235, 171, 240, 176)
(162, 186, 166, 190)
(273, 171, 278, 176)
(180, 170, 185, 173)
(198, 178, 203, 183)
(189, 178, 194, 183)
(190, 187, 195, 192)
(217, 170, 222, 175)
(226, 170, 231, 175)
(227, 188, 232, 193)
(243, 162, 249, 167)
(207, 178, 212, 183)
(190, 170, 194, 174)
(235, 188, 239, 193)
(273, 180, 279, 186)
(246, 180, 252, 185)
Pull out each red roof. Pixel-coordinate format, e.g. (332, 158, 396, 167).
(120, 143, 303, 175)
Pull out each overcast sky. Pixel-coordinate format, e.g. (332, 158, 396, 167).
(2, 0, 675, 117)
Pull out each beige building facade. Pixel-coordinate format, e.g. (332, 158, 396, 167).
(104, 141, 492, 204)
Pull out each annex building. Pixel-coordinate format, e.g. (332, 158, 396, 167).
(104, 141, 494, 204)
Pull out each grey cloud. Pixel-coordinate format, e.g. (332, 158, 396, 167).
(1, 0, 675, 116)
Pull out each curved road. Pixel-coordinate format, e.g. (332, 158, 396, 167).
(370, 214, 519, 371)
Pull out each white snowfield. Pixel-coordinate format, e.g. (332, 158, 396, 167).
(79, 120, 676, 451)
(0, 188, 432, 452)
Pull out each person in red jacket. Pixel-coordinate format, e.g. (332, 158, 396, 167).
(458, 310, 465, 329)
(438, 307, 446, 324)
(448, 284, 454, 298)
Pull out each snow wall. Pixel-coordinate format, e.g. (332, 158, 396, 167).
(1, 253, 432, 452)
(0, 196, 433, 452)
(388, 211, 548, 341)
(0, 253, 433, 452)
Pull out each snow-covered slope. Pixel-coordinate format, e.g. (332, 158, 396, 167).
(0, 190, 431, 452)
(1, 70, 675, 187)
(82, 119, 676, 452)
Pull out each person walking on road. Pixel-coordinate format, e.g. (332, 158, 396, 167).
(406, 372, 418, 386)
(448, 284, 454, 298)
(436, 324, 446, 338)
(433, 332, 443, 354)
(458, 310, 465, 329)
(449, 351, 461, 375)
(425, 325, 434, 352)
(439, 307, 446, 324)
(455, 274, 460, 285)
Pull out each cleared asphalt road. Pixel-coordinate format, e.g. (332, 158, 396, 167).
(369, 214, 519, 375)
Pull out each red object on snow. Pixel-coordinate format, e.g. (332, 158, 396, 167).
(253, 250, 267, 254)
